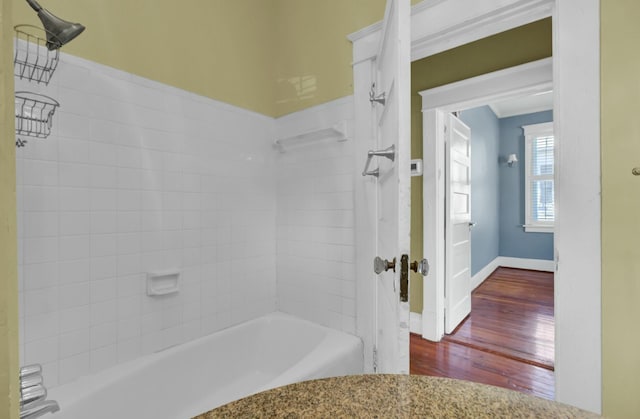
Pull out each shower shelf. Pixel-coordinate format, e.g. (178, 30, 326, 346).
(274, 121, 350, 152)
(14, 25, 60, 85)
(15, 91, 60, 139)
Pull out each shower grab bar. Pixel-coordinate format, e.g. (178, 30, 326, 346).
(362, 144, 395, 177)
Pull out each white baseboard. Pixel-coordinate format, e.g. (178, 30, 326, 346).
(409, 312, 422, 334)
(471, 257, 501, 290)
(471, 256, 554, 290)
(497, 256, 555, 272)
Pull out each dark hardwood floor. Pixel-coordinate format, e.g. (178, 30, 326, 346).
(410, 267, 555, 400)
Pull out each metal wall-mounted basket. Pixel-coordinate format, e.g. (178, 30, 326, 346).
(14, 25, 60, 85)
(15, 91, 60, 138)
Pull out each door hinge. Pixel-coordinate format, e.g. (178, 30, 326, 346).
(373, 346, 378, 372)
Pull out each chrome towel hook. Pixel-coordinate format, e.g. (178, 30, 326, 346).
(362, 144, 395, 177)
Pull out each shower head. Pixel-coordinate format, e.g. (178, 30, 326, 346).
(25, 0, 85, 50)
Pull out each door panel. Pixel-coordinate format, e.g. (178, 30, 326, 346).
(373, 0, 411, 373)
(445, 113, 472, 334)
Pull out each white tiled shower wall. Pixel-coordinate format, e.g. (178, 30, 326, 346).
(275, 98, 356, 334)
(16, 53, 278, 387)
(16, 52, 358, 388)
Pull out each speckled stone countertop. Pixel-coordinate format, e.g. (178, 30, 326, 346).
(194, 374, 600, 418)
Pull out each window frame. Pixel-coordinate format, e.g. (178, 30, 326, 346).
(523, 121, 555, 233)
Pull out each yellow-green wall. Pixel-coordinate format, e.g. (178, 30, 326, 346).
(10, 0, 402, 118)
(1, 0, 20, 416)
(273, 0, 386, 116)
(409, 19, 553, 313)
(12, 0, 278, 116)
(601, 0, 640, 416)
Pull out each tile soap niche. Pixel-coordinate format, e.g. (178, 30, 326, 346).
(146, 270, 180, 297)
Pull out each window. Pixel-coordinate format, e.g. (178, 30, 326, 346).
(523, 122, 554, 233)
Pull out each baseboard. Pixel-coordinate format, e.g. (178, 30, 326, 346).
(471, 256, 554, 290)
(409, 312, 422, 334)
(471, 257, 500, 290)
(497, 256, 555, 272)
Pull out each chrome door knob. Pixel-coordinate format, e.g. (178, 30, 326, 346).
(374, 256, 396, 274)
(410, 259, 429, 276)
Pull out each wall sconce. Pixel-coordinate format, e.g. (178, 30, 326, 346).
(507, 153, 518, 167)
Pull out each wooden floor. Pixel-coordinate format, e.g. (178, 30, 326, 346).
(410, 267, 555, 400)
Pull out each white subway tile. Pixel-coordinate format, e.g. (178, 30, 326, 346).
(90, 165, 118, 189)
(23, 186, 58, 212)
(59, 163, 90, 188)
(90, 300, 117, 326)
(90, 256, 117, 281)
(59, 212, 91, 236)
(90, 119, 119, 144)
(59, 328, 91, 358)
(58, 352, 90, 385)
(91, 234, 117, 257)
(117, 338, 140, 363)
(24, 312, 58, 342)
(24, 262, 58, 290)
(59, 235, 91, 261)
(90, 278, 117, 303)
(24, 336, 59, 365)
(58, 259, 91, 285)
(91, 211, 117, 234)
(117, 190, 141, 211)
(89, 142, 118, 166)
(59, 187, 91, 211)
(24, 287, 58, 317)
(24, 237, 58, 264)
(117, 211, 141, 233)
(90, 322, 117, 350)
(90, 345, 117, 373)
(22, 160, 58, 186)
(59, 282, 90, 310)
(24, 212, 58, 238)
(58, 138, 90, 162)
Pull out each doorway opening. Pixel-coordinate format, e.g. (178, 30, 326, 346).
(411, 69, 555, 399)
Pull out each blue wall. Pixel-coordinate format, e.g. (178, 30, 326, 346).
(499, 110, 554, 260)
(460, 107, 500, 275)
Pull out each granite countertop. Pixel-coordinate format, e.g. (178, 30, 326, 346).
(194, 374, 600, 418)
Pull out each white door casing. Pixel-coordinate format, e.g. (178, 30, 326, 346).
(372, 0, 412, 374)
(444, 113, 472, 334)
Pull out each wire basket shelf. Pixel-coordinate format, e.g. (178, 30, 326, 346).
(14, 25, 60, 85)
(15, 91, 60, 138)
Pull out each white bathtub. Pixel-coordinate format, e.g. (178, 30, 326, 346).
(48, 312, 363, 419)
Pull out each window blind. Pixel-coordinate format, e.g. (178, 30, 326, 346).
(530, 135, 554, 222)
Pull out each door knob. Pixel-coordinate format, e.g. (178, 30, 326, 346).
(410, 259, 429, 276)
(468, 222, 477, 228)
(374, 256, 396, 274)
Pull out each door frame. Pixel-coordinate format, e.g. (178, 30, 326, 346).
(420, 58, 553, 342)
(350, 0, 601, 413)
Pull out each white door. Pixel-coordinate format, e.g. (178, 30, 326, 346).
(444, 113, 472, 334)
(372, 0, 411, 373)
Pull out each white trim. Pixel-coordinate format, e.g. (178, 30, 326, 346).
(497, 256, 555, 272)
(471, 257, 501, 290)
(420, 58, 553, 111)
(524, 224, 553, 233)
(471, 256, 555, 295)
(410, 0, 553, 61)
(409, 312, 422, 334)
(523, 120, 555, 232)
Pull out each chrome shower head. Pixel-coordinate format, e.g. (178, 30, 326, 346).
(25, 0, 85, 50)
